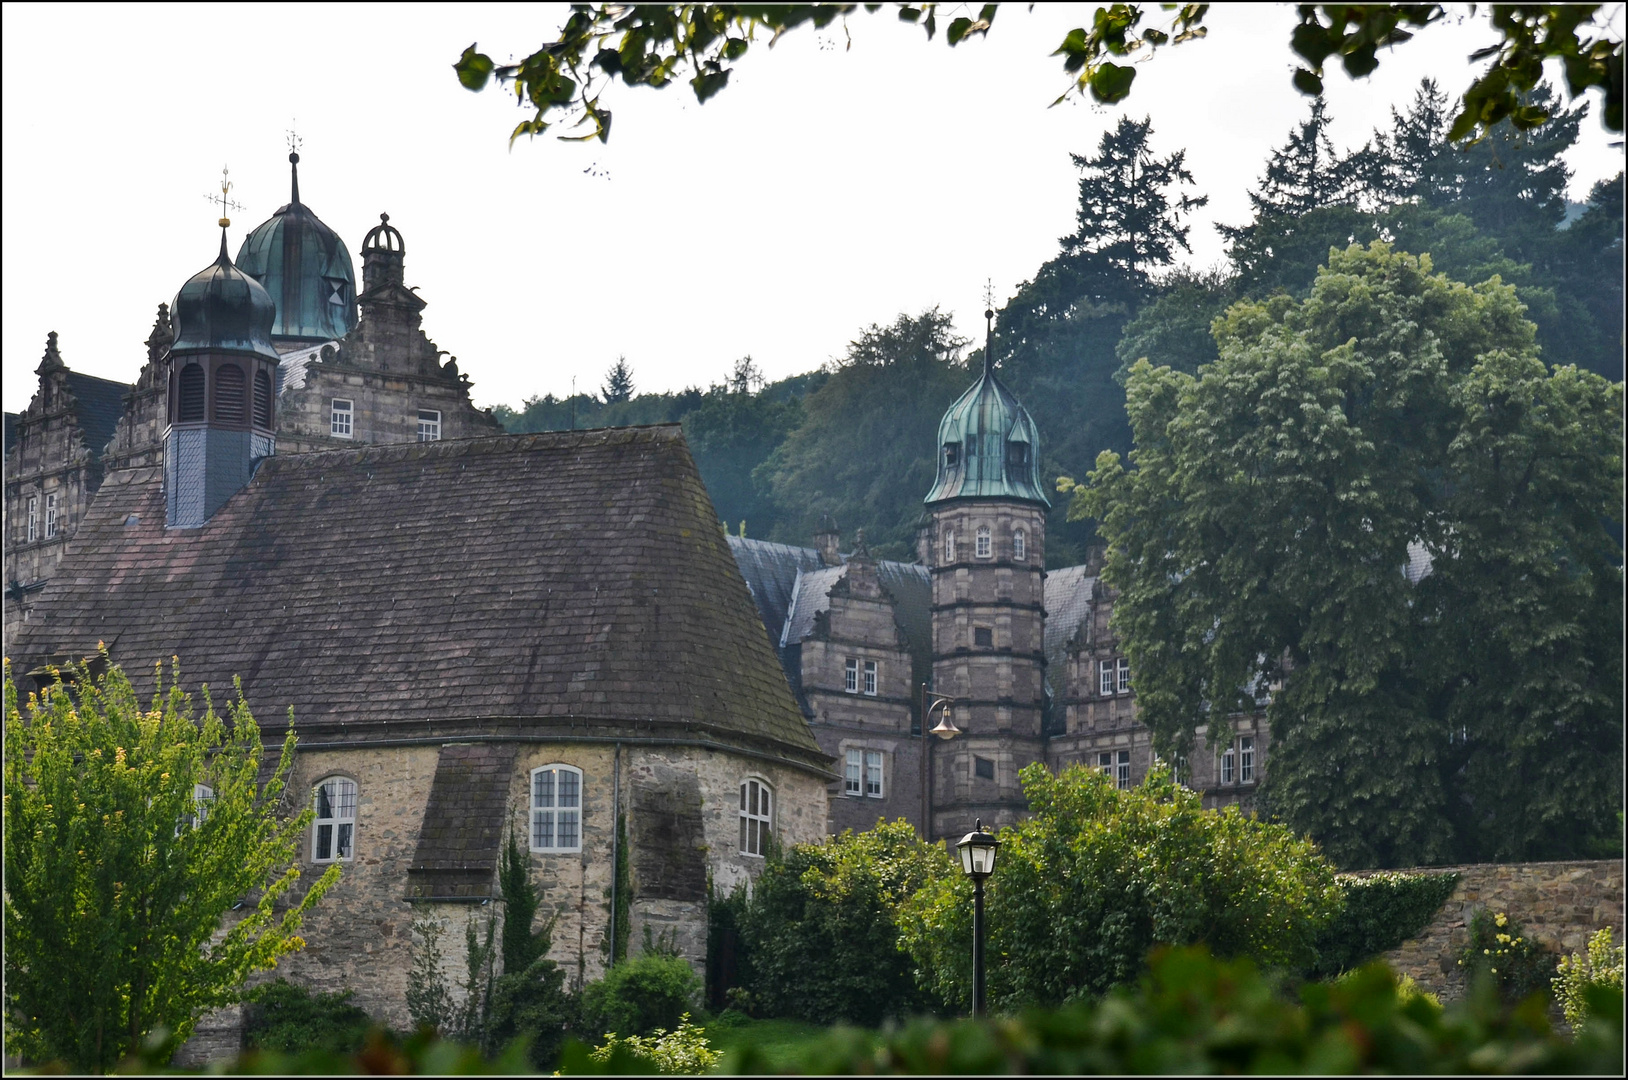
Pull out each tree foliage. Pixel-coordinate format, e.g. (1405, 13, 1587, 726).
(601, 356, 635, 404)
(898, 763, 1341, 1012)
(2, 655, 338, 1072)
(454, 4, 1622, 149)
(488, 831, 571, 1069)
(1074, 243, 1624, 869)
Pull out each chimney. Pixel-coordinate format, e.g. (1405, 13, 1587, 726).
(813, 514, 841, 567)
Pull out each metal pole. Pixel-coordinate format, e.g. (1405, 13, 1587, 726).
(972, 876, 986, 1018)
(920, 682, 930, 842)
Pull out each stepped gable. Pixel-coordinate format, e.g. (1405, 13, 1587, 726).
(11, 425, 825, 768)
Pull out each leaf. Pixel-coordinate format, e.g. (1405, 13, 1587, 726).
(723, 37, 749, 60)
(1292, 67, 1324, 96)
(690, 68, 732, 104)
(948, 16, 973, 45)
(454, 45, 495, 92)
(1089, 61, 1137, 103)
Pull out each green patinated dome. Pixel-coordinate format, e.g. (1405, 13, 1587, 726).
(170, 231, 281, 361)
(924, 337, 1050, 508)
(234, 153, 358, 347)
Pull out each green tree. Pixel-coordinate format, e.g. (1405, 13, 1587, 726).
(1073, 243, 1624, 869)
(488, 833, 570, 1069)
(601, 356, 635, 403)
(898, 763, 1341, 1012)
(3, 656, 339, 1072)
(734, 819, 950, 1024)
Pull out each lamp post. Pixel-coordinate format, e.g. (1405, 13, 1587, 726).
(920, 685, 960, 841)
(956, 818, 1000, 1018)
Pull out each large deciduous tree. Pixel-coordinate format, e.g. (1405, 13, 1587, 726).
(3, 656, 338, 1071)
(1073, 243, 1623, 869)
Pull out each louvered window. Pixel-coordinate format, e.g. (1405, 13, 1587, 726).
(213, 364, 245, 424)
(253, 370, 273, 428)
(178, 364, 206, 421)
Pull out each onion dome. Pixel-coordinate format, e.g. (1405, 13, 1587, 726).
(169, 231, 281, 361)
(924, 310, 1050, 507)
(234, 152, 358, 346)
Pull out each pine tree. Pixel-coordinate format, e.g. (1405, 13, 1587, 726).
(602, 356, 635, 403)
(1378, 79, 1463, 206)
(1247, 98, 1357, 218)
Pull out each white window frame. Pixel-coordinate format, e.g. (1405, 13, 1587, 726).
(331, 398, 354, 438)
(530, 764, 583, 853)
(26, 496, 38, 542)
(1117, 657, 1131, 693)
(417, 408, 441, 442)
(312, 776, 357, 863)
(1098, 752, 1113, 778)
(44, 493, 57, 539)
(1221, 745, 1235, 785)
(1240, 736, 1255, 784)
(844, 749, 863, 796)
(862, 659, 878, 696)
(1115, 750, 1131, 790)
(1100, 660, 1116, 696)
(844, 658, 859, 694)
(865, 750, 884, 798)
(944, 529, 956, 563)
(740, 777, 773, 857)
(975, 526, 992, 559)
(1013, 528, 1026, 561)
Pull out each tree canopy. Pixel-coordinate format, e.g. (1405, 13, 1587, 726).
(3, 656, 338, 1071)
(1072, 243, 1623, 869)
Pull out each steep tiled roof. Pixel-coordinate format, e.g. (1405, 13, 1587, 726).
(727, 537, 827, 647)
(62, 371, 130, 461)
(1043, 566, 1097, 700)
(12, 426, 825, 767)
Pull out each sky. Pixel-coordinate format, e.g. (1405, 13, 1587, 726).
(3, 3, 1622, 415)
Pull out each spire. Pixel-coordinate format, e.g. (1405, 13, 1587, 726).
(218, 226, 230, 262)
(36, 331, 65, 377)
(984, 308, 995, 377)
(289, 150, 301, 204)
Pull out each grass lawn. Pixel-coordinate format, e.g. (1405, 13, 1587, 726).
(702, 1016, 869, 1071)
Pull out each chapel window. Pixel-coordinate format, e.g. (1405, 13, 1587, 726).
(1013, 528, 1026, 561)
(975, 526, 992, 559)
(214, 364, 246, 424)
(417, 409, 441, 442)
(253, 370, 274, 429)
(531, 765, 583, 852)
(312, 776, 357, 862)
(740, 778, 773, 857)
(331, 399, 354, 438)
(177, 363, 206, 422)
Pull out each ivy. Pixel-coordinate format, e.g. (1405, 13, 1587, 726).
(1308, 871, 1459, 978)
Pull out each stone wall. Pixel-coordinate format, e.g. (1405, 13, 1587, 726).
(1376, 859, 1624, 1001)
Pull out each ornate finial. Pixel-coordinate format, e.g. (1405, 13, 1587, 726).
(982, 278, 998, 376)
(145, 303, 174, 362)
(380, 212, 389, 223)
(205, 165, 244, 230)
(37, 331, 65, 376)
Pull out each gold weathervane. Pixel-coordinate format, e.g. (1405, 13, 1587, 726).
(206, 165, 245, 229)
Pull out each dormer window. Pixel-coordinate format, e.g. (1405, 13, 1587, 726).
(418, 409, 441, 442)
(943, 442, 959, 468)
(1007, 441, 1028, 469)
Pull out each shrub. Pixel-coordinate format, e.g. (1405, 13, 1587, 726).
(243, 978, 373, 1055)
(585, 1012, 720, 1074)
(1554, 927, 1626, 1033)
(1308, 870, 1459, 977)
(898, 763, 1342, 1011)
(579, 952, 701, 1038)
(734, 819, 950, 1024)
(487, 832, 573, 1069)
(1456, 909, 1555, 1003)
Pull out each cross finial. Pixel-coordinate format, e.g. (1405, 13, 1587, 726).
(205, 165, 245, 229)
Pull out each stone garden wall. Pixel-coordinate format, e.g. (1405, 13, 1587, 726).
(1375, 859, 1623, 1001)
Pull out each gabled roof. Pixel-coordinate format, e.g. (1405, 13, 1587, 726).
(12, 426, 825, 768)
(727, 536, 827, 648)
(62, 371, 132, 462)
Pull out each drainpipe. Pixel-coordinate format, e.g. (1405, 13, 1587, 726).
(608, 742, 622, 963)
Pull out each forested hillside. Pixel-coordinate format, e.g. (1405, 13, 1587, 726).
(494, 81, 1624, 568)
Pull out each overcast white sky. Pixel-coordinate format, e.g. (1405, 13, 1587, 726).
(3, 3, 1622, 415)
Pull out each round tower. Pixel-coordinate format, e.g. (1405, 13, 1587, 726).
(234, 152, 358, 350)
(164, 226, 281, 528)
(923, 310, 1050, 840)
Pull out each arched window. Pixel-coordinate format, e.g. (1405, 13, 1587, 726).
(943, 529, 956, 563)
(531, 764, 582, 852)
(740, 778, 772, 856)
(312, 776, 357, 862)
(253, 370, 274, 429)
(213, 364, 245, 424)
(177, 363, 206, 422)
(975, 526, 992, 559)
(1013, 528, 1026, 561)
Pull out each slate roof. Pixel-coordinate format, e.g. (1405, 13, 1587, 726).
(12, 426, 826, 769)
(1043, 565, 1098, 701)
(727, 537, 827, 648)
(62, 371, 130, 461)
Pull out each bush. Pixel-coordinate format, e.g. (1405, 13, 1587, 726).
(898, 763, 1342, 1011)
(734, 819, 950, 1024)
(242, 978, 373, 1055)
(1308, 870, 1459, 978)
(1554, 927, 1626, 1033)
(1456, 909, 1555, 1004)
(584, 1012, 720, 1074)
(579, 953, 701, 1039)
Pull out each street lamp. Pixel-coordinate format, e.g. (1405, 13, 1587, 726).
(920, 687, 960, 841)
(956, 818, 1000, 1019)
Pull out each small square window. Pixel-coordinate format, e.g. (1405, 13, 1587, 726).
(974, 627, 993, 648)
(418, 409, 441, 442)
(974, 756, 995, 781)
(845, 749, 863, 796)
(943, 442, 959, 468)
(862, 660, 878, 696)
(865, 750, 883, 798)
(331, 398, 354, 438)
(1115, 750, 1131, 790)
(844, 658, 859, 694)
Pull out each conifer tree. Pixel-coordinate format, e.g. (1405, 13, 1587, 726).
(602, 356, 635, 403)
